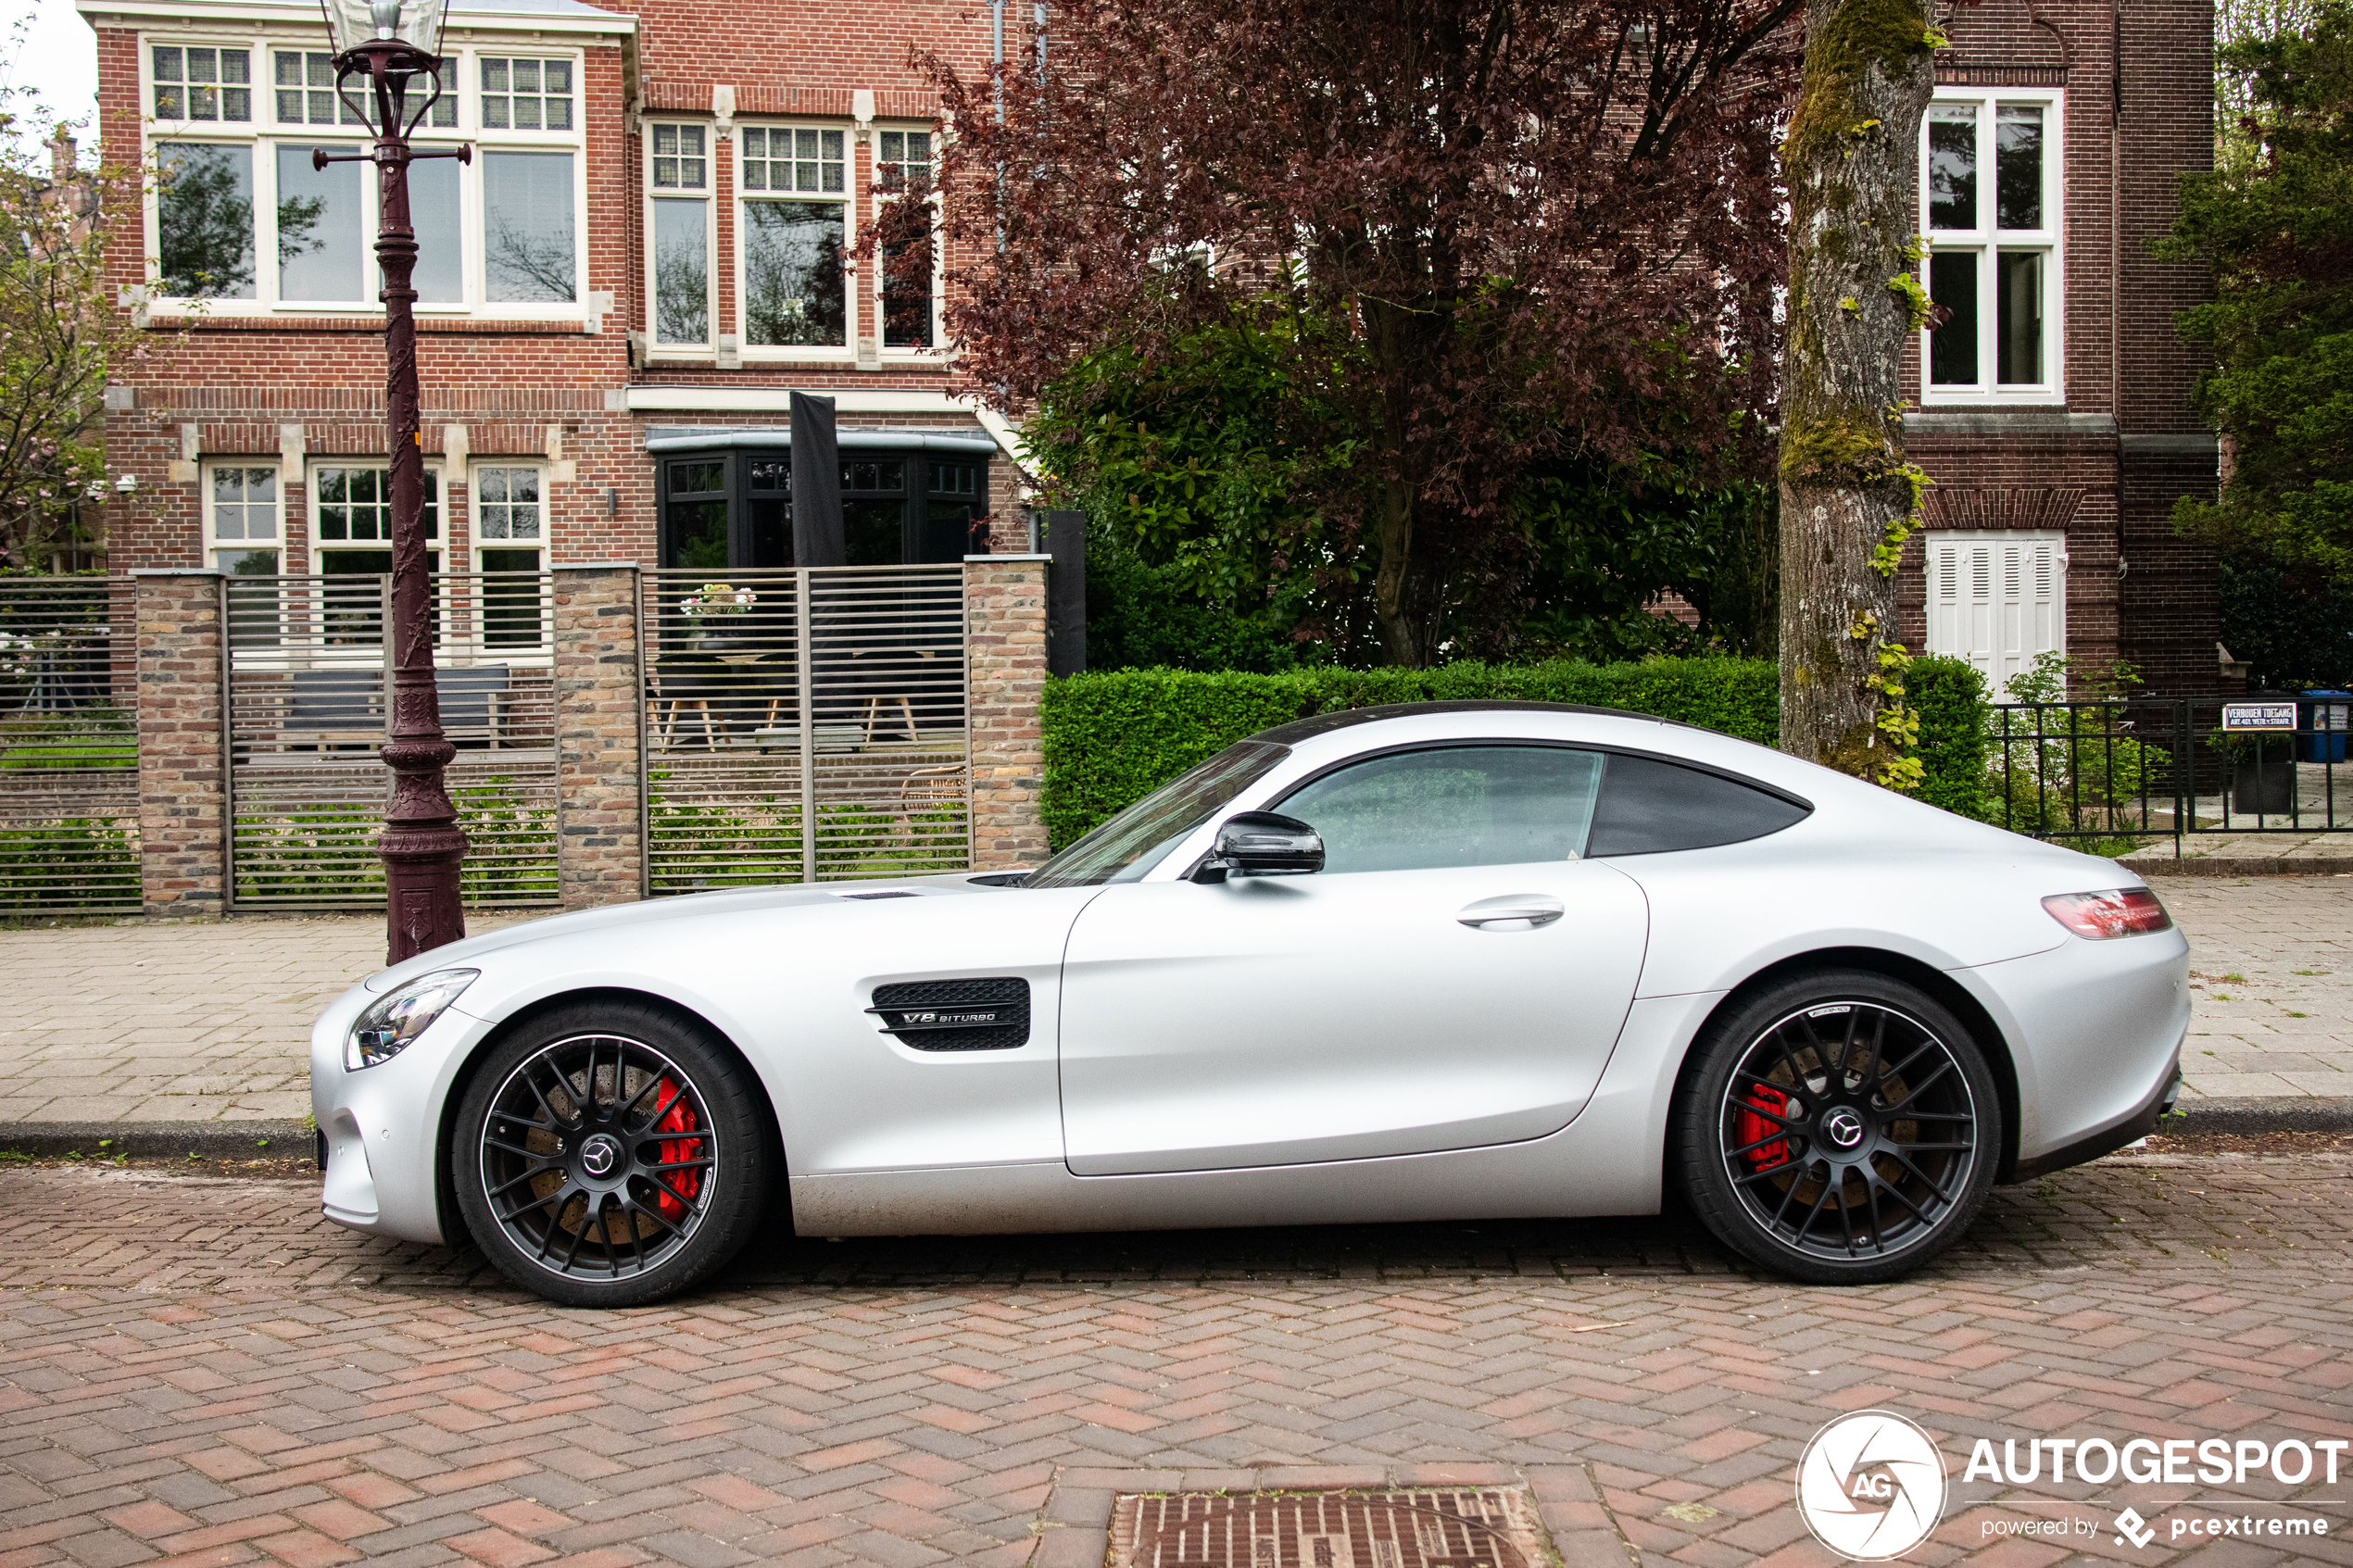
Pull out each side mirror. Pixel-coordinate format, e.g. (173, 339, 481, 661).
(1193, 811, 1324, 883)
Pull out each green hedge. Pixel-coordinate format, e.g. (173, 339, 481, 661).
(1040, 658, 1780, 848)
(1906, 656, 1994, 822)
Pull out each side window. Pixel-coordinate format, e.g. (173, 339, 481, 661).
(1584, 754, 1810, 857)
(1275, 746, 1604, 874)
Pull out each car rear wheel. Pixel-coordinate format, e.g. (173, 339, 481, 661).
(1675, 971, 2000, 1284)
(453, 1001, 773, 1307)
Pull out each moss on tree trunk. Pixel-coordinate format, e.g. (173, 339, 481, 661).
(1777, 0, 1937, 784)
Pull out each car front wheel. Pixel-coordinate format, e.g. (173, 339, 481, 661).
(453, 1001, 773, 1307)
(1675, 971, 2001, 1284)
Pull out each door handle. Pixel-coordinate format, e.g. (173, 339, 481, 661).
(1457, 896, 1565, 929)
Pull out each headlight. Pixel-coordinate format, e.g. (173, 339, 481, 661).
(346, 969, 478, 1071)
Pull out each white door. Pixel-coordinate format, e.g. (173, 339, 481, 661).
(1056, 745, 1651, 1176)
(1924, 529, 2066, 696)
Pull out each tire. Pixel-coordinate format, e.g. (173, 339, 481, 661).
(453, 1000, 774, 1308)
(1673, 969, 2001, 1285)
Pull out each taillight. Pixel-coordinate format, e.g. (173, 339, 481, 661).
(2042, 887, 2172, 939)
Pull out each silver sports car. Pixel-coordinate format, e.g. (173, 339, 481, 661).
(311, 701, 2189, 1306)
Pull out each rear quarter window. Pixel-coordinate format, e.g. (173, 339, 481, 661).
(1584, 753, 1811, 857)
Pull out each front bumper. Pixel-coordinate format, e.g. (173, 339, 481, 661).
(309, 984, 497, 1246)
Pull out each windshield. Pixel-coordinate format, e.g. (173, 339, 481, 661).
(1024, 740, 1290, 888)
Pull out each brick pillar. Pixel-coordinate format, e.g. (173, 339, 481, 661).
(552, 564, 646, 909)
(132, 569, 226, 917)
(965, 555, 1050, 871)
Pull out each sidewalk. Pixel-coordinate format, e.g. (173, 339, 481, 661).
(0, 879, 2345, 1127)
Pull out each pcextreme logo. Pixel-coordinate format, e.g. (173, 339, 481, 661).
(1795, 1411, 1949, 1562)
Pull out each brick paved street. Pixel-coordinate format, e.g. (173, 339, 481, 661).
(3, 1150, 2349, 1568)
(0, 876, 2346, 1126)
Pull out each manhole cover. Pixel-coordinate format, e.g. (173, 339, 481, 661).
(1107, 1487, 1547, 1568)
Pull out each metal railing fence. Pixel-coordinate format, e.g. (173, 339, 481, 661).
(224, 571, 560, 909)
(1990, 698, 2347, 852)
(640, 566, 971, 894)
(0, 576, 138, 914)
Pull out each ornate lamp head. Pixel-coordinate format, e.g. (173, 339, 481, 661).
(318, 0, 449, 60)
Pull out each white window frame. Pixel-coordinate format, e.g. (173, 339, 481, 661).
(141, 31, 587, 321)
(734, 119, 855, 363)
(871, 122, 944, 361)
(1923, 529, 2068, 694)
(308, 458, 445, 561)
(200, 459, 283, 571)
(643, 119, 716, 358)
(1918, 85, 2064, 407)
(468, 461, 548, 573)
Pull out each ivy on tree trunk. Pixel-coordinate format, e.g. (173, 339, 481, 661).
(1777, 0, 1939, 784)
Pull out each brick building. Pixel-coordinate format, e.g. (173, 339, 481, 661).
(81, 0, 2221, 696)
(83, 0, 1028, 592)
(1901, 0, 2224, 696)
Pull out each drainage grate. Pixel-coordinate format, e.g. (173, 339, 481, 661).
(1108, 1487, 1547, 1568)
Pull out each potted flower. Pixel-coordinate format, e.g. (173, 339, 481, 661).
(681, 582, 758, 651)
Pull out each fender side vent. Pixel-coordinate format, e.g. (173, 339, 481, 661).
(868, 977, 1030, 1051)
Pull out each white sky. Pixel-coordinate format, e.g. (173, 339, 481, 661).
(3, 0, 104, 160)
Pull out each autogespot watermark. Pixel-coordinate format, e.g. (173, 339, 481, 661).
(1792, 1411, 2345, 1561)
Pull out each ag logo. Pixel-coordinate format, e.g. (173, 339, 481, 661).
(1795, 1410, 1947, 1561)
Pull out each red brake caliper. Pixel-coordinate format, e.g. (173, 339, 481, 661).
(649, 1078, 703, 1222)
(1735, 1086, 1790, 1170)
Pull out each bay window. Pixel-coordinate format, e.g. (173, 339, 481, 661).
(1920, 89, 2061, 402)
(144, 36, 583, 315)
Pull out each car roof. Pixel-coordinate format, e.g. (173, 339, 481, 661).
(1251, 700, 1705, 747)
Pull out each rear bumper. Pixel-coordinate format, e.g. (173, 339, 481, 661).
(2007, 1055, 2183, 1183)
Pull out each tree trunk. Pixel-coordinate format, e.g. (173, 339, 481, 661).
(1777, 0, 1937, 780)
(1371, 475, 1423, 666)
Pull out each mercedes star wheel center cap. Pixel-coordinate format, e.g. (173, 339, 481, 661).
(1823, 1108, 1867, 1150)
(580, 1133, 623, 1177)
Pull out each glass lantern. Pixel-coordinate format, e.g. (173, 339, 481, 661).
(317, 0, 450, 58)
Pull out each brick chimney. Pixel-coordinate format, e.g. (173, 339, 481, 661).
(49, 129, 77, 184)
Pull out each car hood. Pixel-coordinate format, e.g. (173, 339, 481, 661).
(359, 873, 1014, 994)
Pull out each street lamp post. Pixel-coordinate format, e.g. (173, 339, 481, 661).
(315, 0, 471, 964)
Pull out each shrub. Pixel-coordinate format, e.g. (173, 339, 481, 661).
(1041, 657, 1780, 848)
(0, 818, 138, 910)
(1906, 657, 1993, 822)
(233, 776, 557, 904)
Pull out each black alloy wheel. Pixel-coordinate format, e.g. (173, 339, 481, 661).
(1676, 970, 2001, 1284)
(454, 1001, 773, 1307)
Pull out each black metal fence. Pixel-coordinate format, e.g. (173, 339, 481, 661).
(1990, 698, 2348, 851)
(0, 577, 139, 915)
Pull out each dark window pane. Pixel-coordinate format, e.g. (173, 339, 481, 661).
(1995, 106, 2044, 230)
(157, 143, 255, 298)
(1276, 746, 1607, 873)
(1927, 107, 1977, 231)
(749, 459, 788, 493)
(663, 500, 728, 569)
(742, 200, 846, 346)
(1584, 754, 1809, 857)
(883, 234, 933, 348)
(671, 460, 725, 496)
(920, 501, 975, 562)
(1997, 251, 2044, 384)
(480, 551, 545, 647)
(1928, 251, 1978, 384)
(844, 497, 904, 566)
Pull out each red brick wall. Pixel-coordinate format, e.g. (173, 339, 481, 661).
(99, 1, 1024, 574)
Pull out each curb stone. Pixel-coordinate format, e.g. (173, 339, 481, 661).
(0, 1119, 315, 1159)
(1, 1101, 2346, 1162)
